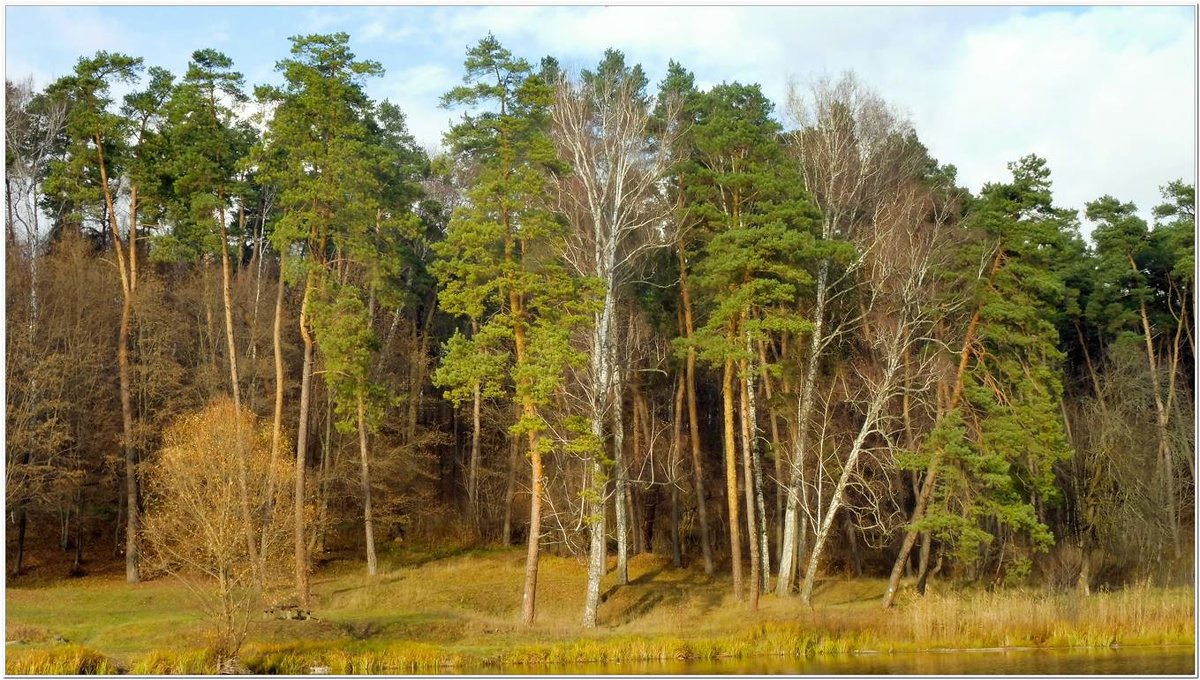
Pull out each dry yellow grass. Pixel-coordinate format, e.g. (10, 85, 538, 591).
(6, 545, 1193, 674)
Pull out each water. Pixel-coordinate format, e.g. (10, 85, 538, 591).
(479, 647, 1195, 675)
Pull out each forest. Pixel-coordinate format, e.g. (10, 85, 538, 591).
(5, 30, 1195, 670)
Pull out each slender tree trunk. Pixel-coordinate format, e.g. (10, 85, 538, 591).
(503, 404, 520, 545)
(800, 370, 892, 604)
(758, 339, 784, 570)
(613, 366, 629, 585)
(883, 249, 1003, 608)
(507, 266, 544, 625)
(520, 421, 543, 626)
(218, 208, 260, 577)
(678, 250, 714, 575)
(468, 375, 482, 520)
(722, 345, 744, 601)
(738, 354, 761, 611)
(671, 372, 685, 568)
(357, 394, 378, 576)
(1134, 277, 1178, 554)
(405, 297, 439, 451)
(746, 333, 770, 593)
(582, 295, 614, 625)
(294, 271, 316, 606)
(845, 515, 863, 577)
(311, 390, 334, 558)
(118, 225, 138, 583)
(264, 257, 286, 556)
(778, 259, 828, 596)
(73, 492, 84, 574)
(97, 138, 140, 584)
(15, 508, 28, 576)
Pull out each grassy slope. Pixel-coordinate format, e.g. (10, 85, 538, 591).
(6, 545, 1194, 673)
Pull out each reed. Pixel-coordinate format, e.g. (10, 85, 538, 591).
(5, 645, 119, 675)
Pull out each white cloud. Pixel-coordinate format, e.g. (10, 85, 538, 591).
(915, 7, 1195, 227)
(377, 63, 459, 150)
(420, 5, 1193, 232)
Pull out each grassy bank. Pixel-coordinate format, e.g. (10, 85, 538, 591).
(6, 546, 1194, 674)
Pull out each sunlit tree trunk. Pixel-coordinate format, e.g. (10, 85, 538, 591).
(738, 349, 761, 611)
(293, 270, 316, 605)
(722, 336, 744, 601)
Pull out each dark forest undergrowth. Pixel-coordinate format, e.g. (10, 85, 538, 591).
(6, 542, 1193, 674)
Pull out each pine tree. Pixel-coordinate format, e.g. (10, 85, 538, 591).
(686, 82, 820, 606)
(254, 31, 384, 603)
(435, 34, 593, 626)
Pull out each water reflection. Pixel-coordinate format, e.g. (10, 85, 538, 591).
(476, 646, 1194, 676)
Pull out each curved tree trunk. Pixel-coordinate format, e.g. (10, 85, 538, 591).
(293, 272, 316, 606)
(264, 257, 286, 556)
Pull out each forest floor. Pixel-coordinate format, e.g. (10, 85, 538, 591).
(5, 543, 1194, 674)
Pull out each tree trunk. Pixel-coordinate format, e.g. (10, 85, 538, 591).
(746, 334, 770, 593)
(722, 348, 744, 601)
(778, 259, 829, 596)
(758, 339, 784, 574)
(738, 354, 760, 611)
(507, 269, 544, 625)
(73, 492, 85, 574)
(916, 532, 933, 595)
(882, 248, 1003, 608)
(118, 260, 138, 584)
(293, 272, 315, 606)
(97, 137, 140, 584)
(845, 515, 862, 577)
(468, 378, 482, 520)
(671, 374, 685, 568)
(265, 257, 286, 556)
(678, 250, 714, 576)
(801, 347, 897, 604)
(15, 508, 27, 576)
(405, 297, 438, 452)
(503, 408, 519, 545)
(357, 393, 378, 577)
(520, 424, 543, 626)
(218, 210, 260, 578)
(613, 366, 629, 585)
(582, 455, 607, 628)
(1134, 278, 1178, 555)
(311, 390, 334, 558)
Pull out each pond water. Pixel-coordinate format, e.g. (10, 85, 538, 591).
(472, 646, 1194, 675)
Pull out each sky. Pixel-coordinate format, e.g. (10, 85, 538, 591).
(4, 4, 1196, 234)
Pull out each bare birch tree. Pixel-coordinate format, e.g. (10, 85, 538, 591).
(548, 51, 677, 628)
(777, 72, 921, 595)
(798, 178, 951, 603)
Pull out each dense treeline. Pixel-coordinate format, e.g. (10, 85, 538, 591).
(6, 32, 1194, 628)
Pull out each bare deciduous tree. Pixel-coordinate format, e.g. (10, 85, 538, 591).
(777, 72, 922, 595)
(549, 57, 677, 627)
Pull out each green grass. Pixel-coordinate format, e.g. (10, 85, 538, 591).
(6, 546, 1194, 674)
